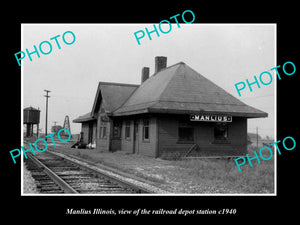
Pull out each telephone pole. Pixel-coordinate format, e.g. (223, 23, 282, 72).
(44, 90, 51, 141)
(256, 126, 258, 150)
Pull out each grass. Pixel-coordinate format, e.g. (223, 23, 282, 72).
(172, 157, 274, 193)
(42, 141, 274, 194)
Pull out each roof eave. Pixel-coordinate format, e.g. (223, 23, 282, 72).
(244, 112, 268, 118)
(73, 117, 96, 123)
(149, 108, 268, 118)
(112, 108, 268, 118)
(112, 108, 149, 116)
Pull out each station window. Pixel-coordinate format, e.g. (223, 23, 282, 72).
(125, 120, 131, 139)
(214, 123, 228, 140)
(143, 119, 150, 141)
(178, 121, 194, 142)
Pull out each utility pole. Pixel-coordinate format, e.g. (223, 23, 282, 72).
(37, 107, 40, 138)
(44, 90, 51, 141)
(256, 126, 258, 150)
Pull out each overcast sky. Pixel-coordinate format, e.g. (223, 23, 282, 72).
(22, 24, 275, 138)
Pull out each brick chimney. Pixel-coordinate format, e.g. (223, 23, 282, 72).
(155, 56, 167, 73)
(141, 67, 150, 83)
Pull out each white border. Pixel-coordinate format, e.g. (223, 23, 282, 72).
(274, 24, 277, 196)
(21, 24, 24, 194)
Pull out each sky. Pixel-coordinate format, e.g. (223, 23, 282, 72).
(22, 24, 275, 138)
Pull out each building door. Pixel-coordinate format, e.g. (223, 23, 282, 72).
(88, 122, 93, 144)
(133, 120, 139, 154)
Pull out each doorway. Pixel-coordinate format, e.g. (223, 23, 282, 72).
(133, 120, 139, 154)
(88, 122, 93, 144)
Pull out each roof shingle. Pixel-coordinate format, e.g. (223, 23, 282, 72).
(91, 82, 139, 116)
(113, 62, 267, 118)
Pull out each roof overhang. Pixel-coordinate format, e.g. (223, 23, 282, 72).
(112, 107, 267, 118)
(73, 112, 96, 123)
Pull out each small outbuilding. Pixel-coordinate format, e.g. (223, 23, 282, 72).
(73, 56, 267, 158)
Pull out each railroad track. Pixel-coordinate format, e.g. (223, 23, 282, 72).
(25, 151, 152, 194)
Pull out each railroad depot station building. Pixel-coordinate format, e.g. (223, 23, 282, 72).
(73, 56, 267, 158)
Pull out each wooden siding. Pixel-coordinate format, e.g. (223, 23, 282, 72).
(120, 117, 157, 157)
(92, 122, 97, 143)
(136, 117, 157, 157)
(92, 105, 247, 157)
(96, 103, 111, 152)
(158, 115, 247, 157)
(121, 120, 134, 153)
(81, 121, 97, 145)
(81, 123, 89, 144)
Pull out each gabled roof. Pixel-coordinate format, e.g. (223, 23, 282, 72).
(73, 112, 95, 123)
(91, 82, 139, 116)
(113, 62, 267, 118)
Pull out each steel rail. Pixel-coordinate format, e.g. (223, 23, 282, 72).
(47, 151, 153, 194)
(27, 154, 79, 194)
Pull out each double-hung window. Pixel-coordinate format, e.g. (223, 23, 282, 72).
(125, 121, 131, 139)
(142, 119, 150, 141)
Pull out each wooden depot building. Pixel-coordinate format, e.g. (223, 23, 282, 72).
(73, 56, 267, 158)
